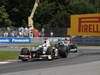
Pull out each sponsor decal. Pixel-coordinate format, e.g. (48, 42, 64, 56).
(0, 38, 32, 44)
(0, 39, 10, 43)
(78, 17, 100, 33)
(12, 38, 30, 43)
(69, 14, 100, 36)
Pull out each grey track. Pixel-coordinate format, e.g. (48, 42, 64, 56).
(0, 47, 100, 74)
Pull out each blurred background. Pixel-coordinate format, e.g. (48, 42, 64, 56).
(0, 0, 100, 46)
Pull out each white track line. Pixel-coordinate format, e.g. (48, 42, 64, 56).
(0, 61, 11, 64)
(0, 60, 18, 64)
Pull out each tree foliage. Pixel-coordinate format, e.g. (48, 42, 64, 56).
(0, 6, 12, 27)
(68, 1, 96, 14)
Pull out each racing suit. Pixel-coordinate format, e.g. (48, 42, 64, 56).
(32, 39, 51, 54)
(42, 39, 51, 53)
(63, 39, 70, 51)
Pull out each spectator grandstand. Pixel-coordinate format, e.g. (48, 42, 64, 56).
(0, 27, 33, 37)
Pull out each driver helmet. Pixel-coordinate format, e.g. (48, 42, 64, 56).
(44, 37, 48, 43)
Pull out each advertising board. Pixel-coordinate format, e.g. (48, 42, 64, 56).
(69, 14, 100, 36)
(0, 37, 32, 44)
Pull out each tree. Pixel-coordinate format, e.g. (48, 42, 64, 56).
(0, 0, 99, 36)
(67, 1, 97, 14)
(0, 6, 12, 27)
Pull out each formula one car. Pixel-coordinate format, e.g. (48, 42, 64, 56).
(56, 37, 78, 53)
(19, 46, 59, 61)
(19, 44, 70, 61)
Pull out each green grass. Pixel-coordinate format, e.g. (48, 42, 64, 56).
(0, 51, 19, 61)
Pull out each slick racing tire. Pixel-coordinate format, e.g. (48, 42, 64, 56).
(20, 48, 30, 62)
(58, 46, 68, 58)
(20, 48, 30, 55)
(47, 47, 55, 60)
(60, 50, 68, 58)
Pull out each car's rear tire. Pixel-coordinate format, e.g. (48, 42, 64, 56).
(58, 46, 69, 58)
(47, 47, 55, 60)
(60, 50, 68, 58)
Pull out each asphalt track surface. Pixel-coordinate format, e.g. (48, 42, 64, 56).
(0, 47, 100, 74)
